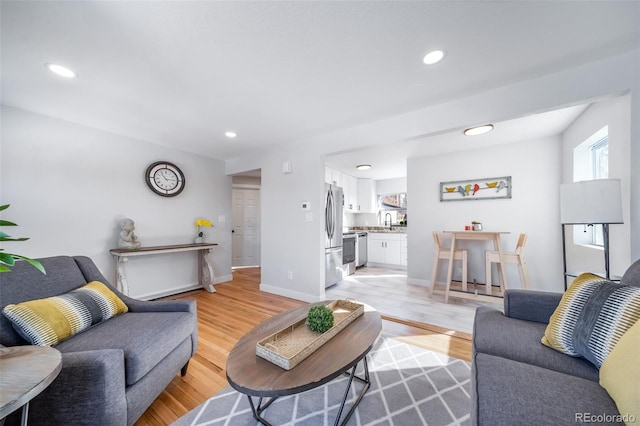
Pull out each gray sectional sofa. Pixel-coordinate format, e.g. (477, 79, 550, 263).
(0, 256, 198, 425)
(470, 259, 640, 425)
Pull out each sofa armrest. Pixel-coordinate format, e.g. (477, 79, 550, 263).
(25, 349, 127, 426)
(122, 297, 197, 314)
(503, 290, 563, 324)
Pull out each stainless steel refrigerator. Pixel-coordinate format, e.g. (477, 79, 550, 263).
(325, 183, 343, 288)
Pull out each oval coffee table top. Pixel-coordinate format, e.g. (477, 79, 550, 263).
(226, 300, 381, 397)
(0, 346, 62, 419)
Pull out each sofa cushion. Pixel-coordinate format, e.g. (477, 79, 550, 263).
(600, 320, 640, 420)
(2, 281, 128, 346)
(473, 306, 599, 381)
(54, 311, 195, 385)
(620, 257, 640, 287)
(472, 353, 621, 425)
(542, 273, 640, 367)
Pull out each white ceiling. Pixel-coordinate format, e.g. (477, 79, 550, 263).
(2, 1, 639, 177)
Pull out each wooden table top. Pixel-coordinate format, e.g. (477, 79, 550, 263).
(0, 346, 62, 419)
(226, 300, 382, 397)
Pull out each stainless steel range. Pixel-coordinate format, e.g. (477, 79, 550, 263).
(342, 233, 356, 275)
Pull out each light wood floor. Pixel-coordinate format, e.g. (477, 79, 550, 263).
(327, 265, 495, 334)
(135, 267, 472, 425)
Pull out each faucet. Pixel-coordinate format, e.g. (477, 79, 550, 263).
(384, 213, 392, 229)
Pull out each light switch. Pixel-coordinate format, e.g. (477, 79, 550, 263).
(305, 212, 313, 222)
(219, 215, 226, 223)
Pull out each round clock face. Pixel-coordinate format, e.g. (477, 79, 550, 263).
(145, 161, 185, 197)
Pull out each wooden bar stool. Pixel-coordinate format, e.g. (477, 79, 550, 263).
(430, 232, 468, 301)
(485, 233, 530, 292)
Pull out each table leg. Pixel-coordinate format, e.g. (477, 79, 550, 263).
(20, 402, 29, 426)
(335, 357, 371, 426)
(493, 236, 508, 295)
(444, 235, 457, 303)
(199, 249, 216, 293)
(246, 357, 371, 426)
(115, 257, 130, 296)
(247, 395, 278, 426)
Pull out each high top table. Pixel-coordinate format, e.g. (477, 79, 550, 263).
(443, 230, 510, 303)
(226, 301, 382, 426)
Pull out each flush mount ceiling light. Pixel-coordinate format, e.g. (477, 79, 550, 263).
(356, 164, 372, 171)
(46, 63, 76, 78)
(423, 50, 446, 65)
(464, 124, 494, 136)
(225, 131, 237, 138)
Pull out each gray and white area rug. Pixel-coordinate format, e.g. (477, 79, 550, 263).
(173, 336, 471, 426)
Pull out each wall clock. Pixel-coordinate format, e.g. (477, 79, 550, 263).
(145, 161, 185, 197)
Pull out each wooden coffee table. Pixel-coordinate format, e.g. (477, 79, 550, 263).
(226, 300, 382, 426)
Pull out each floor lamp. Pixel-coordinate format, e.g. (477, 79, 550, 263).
(560, 179, 623, 290)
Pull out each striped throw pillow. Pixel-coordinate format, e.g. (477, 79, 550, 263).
(542, 273, 640, 368)
(2, 281, 128, 346)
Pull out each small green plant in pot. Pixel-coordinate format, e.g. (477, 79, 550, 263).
(0, 204, 45, 273)
(306, 305, 334, 333)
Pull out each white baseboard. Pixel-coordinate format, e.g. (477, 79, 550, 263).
(136, 274, 233, 300)
(407, 277, 430, 287)
(259, 283, 323, 303)
(214, 274, 233, 284)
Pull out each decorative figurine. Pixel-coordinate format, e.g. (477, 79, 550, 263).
(118, 218, 141, 249)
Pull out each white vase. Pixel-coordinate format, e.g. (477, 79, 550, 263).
(194, 237, 203, 244)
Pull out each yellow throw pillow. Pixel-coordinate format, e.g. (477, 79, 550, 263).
(2, 281, 128, 346)
(600, 320, 640, 422)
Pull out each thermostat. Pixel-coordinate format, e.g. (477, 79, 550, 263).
(301, 202, 311, 211)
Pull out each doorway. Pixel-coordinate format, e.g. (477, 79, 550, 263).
(232, 185, 261, 268)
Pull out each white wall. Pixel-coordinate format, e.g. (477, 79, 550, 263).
(228, 49, 639, 301)
(1, 106, 233, 299)
(255, 150, 326, 302)
(561, 95, 632, 277)
(376, 177, 407, 195)
(407, 136, 562, 292)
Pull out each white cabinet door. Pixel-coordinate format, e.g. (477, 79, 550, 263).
(384, 239, 402, 265)
(357, 179, 376, 213)
(368, 238, 386, 263)
(325, 166, 342, 187)
(346, 174, 358, 212)
(400, 234, 408, 266)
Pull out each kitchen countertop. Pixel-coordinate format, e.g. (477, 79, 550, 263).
(347, 227, 407, 234)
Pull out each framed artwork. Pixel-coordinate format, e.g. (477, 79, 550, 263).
(440, 176, 512, 201)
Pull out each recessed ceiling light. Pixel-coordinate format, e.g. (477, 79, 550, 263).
(464, 124, 494, 136)
(225, 131, 237, 138)
(423, 50, 446, 65)
(46, 63, 76, 78)
(356, 164, 372, 171)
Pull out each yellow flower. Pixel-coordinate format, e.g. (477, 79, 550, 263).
(195, 219, 212, 227)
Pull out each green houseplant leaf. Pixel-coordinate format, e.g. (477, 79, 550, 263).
(0, 204, 45, 274)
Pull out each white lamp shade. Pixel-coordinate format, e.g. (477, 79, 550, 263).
(560, 179, 623, 224)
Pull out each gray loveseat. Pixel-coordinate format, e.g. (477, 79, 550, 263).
(470, 258, 640, 425)
(0, 256, 198, 425)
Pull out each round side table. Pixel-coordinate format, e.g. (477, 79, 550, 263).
(0, 346, 62, 426)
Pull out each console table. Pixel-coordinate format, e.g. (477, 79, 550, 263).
(110, 243, 218, 296)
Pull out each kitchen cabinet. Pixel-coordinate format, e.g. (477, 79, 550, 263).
(325, 166, 342, 187)
(357, 179, 376, 213)
(368, 233, 404, 267)
(344, 174, 358, 212)
(401, 234, 408, 266)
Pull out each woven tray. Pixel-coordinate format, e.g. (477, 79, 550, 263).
(256, 300, 364, 370)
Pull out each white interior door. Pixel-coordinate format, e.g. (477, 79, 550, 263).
(232, 188, 261, 267)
